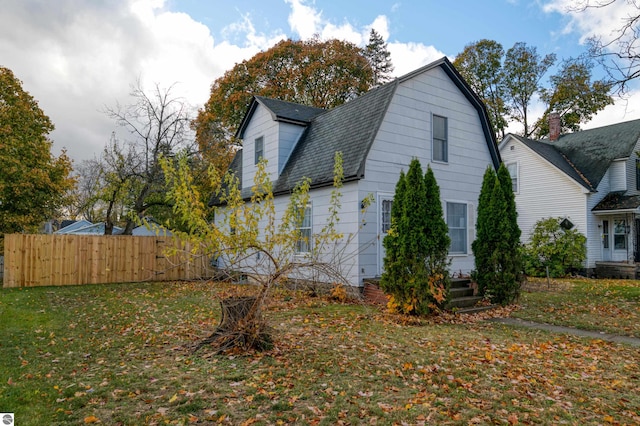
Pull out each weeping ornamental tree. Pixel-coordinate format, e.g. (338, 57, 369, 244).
(472, 164, 523, 305)
(162, 152, 354, 353)
(380, 159, 450, 315)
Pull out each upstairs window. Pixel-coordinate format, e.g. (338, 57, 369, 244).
(636, 158, 640, 190)
(254, 136, 264, 164)
(506, 162, 518, 192)
(433, 115, 448, 163)
(447, 202, 467, 254)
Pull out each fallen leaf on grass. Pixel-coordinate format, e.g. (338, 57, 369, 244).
(84, 415, 100, 423)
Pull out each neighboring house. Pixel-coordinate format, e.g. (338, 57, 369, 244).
(213, 57, 501, 287)
(499, 115, 640, 274)
(54, 219, 171, 236)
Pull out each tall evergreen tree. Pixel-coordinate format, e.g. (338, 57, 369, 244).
(381, 160, 450, 315)
(422, 165, 451, 309)
(471, 167, 497, 295)
(381, 170, 406, 301)
(365, 29, 395, 87)
(472, 165, 523, 305)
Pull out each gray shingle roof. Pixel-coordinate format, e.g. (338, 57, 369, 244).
(512, 134, 596, 191)
(510, 119, 640, 191)
(212, 57, 501, 204)
(592, 191, 640, 211)
(236, 97, 325, 138)
(273, 81, 398, 194)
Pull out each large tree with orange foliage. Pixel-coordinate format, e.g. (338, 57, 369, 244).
(193, 37, 374, 173)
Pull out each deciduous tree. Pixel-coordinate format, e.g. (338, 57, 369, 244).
(162, 152, 354, 353)
(454, 39, 508, 138)
(101, 81, 193, 234)
(193, 37, 374, 175)
(535, 57, 613, 137)
(503, 42, 556, 138)
(571, 0, 640, 93)
(0, 67, 74, 243)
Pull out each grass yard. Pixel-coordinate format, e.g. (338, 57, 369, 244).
(515, 277, 640, 337)
(0, 279, 639, 425)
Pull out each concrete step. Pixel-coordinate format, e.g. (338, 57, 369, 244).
(450, 278, 472, 289)
(448, 286, 474, 298)
(446, 295, 483, 309)
(455, 304, 497, 314)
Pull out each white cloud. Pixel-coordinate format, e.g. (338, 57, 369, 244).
(0, 0, 285, 163)
(284, 0, 444, 77)
(388, 42, 447, 76)
(542, 0, 638, 46)
(285, 0, 323, 39)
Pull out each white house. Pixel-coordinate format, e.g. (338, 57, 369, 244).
(214, 57, 501, 287)
(499, 116, 640, 275)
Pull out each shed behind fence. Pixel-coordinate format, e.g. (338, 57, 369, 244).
(3, 234, 214, 288)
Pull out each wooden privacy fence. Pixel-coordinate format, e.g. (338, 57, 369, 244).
(3, 234, 215, 288)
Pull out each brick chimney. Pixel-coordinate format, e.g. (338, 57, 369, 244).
(549, 112, 561, 141)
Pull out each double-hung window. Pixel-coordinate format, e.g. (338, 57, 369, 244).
(381, 199, 393, 233)
(506, 162, 518, 192)
(433, 115, 448, 163)
(447, 202, 467, 254)
(254, 136, 264, 164)
(614, 219, 627, 249)
(295, 204, 312, 254)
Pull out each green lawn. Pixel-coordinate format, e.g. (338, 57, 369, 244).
(0, 280, 638, 425)
(514, 277, 640, 337)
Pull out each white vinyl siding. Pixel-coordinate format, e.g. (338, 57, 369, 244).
(361, 66, 493, 275)
(625, 138, 640, 195)
(609, 159, 627, 192)
(499, 137, 588, 244)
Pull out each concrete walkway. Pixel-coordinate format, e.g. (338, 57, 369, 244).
(489, 317, 640, 347)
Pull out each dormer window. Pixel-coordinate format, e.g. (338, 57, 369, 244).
(255, 136, 264, 164)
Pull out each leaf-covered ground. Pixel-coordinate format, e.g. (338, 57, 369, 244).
(0, 280, 638, 425)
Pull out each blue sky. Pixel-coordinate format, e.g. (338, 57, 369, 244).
(173, 0, 576, 58)
(1, 0, 638, 162)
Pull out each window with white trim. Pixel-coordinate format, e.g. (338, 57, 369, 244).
(614, 219, 627, 249)
(432, 115, 448, 162)
(381, 199, 393, 233)
(447, 202, 467, 254)
(295, 204, 312, 254)
(506, 162, 518, 192)
(254, 136, 264, 164)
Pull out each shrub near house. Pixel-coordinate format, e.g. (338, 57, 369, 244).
(524, 217, 587, 277)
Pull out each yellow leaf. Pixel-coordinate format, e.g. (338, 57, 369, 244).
(169, 393, 178, 403)
(84, 415, 100, 424)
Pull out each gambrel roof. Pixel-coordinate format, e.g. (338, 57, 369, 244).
(505, 119, 640, 192)
(214, 57, 500, 203)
